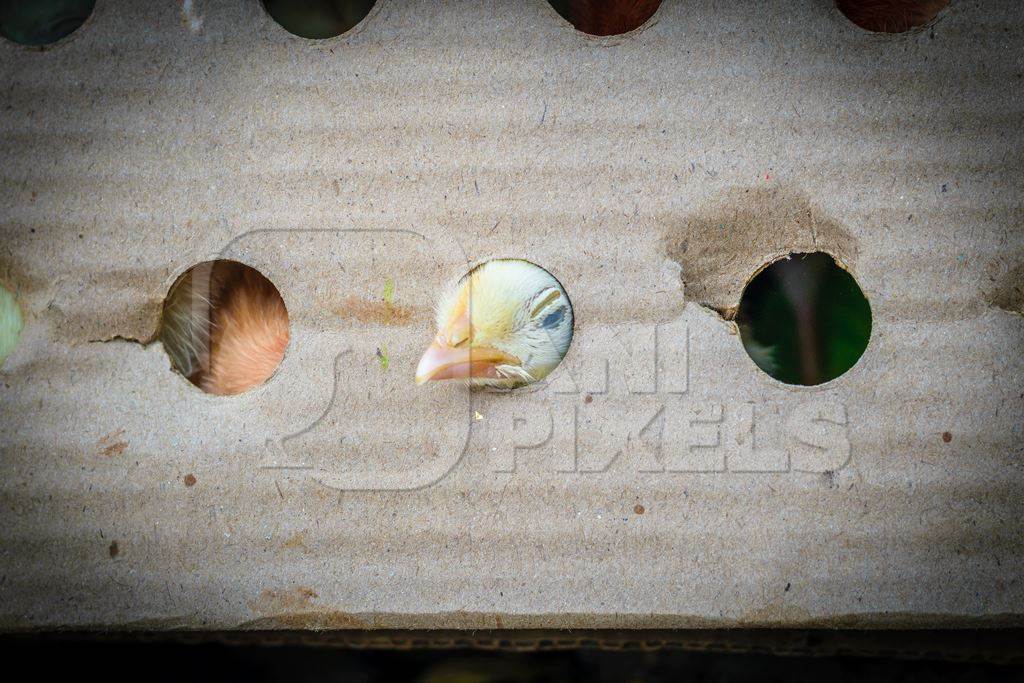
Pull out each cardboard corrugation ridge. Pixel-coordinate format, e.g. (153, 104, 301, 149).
(0, 1, 1022, 633)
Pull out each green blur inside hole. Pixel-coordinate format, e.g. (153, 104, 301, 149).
(0, 0, 95, 46)
(262, 0, 375, 39)
(736, 252, 871, 386)
(0, 283, 23, 367)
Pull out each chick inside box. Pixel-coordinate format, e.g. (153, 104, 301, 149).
(0, 0, 1022, 632)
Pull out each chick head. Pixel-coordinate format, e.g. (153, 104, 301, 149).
(415, 259, 573, 389)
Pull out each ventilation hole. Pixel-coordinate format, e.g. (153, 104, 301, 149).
(547, 0, 661, 36)
(0, 282, 23, 368)
(0, 0, 95, 46)
(416, 259, 573, 389)
(160, 260, 290, 396)
(735, 252, 871, 386)
(262, 0, 375, 39)
(836, 0, 950, 33)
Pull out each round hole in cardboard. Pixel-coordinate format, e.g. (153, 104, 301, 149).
(836, 0, 950, 33)
(0, 0, 95, 46)
(547, 0, 661, 37)
(416, 259, 574, 390)
(735, 252, 871, 386)
(160, 260, 290, 396)
(262, 0, 375, 39)
(0, 281, 23, 368)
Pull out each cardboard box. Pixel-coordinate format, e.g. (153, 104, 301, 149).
(0, 0, 1022, 631)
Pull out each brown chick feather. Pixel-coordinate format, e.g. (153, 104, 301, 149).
(836, 0, 949, 33)
(198, 266, 289, 395)
(553, 0, 661, 36)
(162, 261, 289, 396)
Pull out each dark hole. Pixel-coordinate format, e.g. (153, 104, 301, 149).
(836, 0, 950, 33)
(0, 0, 95, 46)
(735, 252, 871, 386)
(262, 0, 375, 39)
(160, 260, 290, 396)
(547, 0, 661, 37)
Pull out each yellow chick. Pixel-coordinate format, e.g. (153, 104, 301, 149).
(415, 259, 573, 389)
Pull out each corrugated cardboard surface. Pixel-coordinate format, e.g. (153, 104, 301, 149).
(0, 0, 1022, 630)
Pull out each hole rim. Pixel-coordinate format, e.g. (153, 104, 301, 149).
(543, 0, 663, 39)
(159, 258, 292, 397)
(734, 251, 873, 389)
(834, 0, 951, 35)
(0, 0, 98, 50)
(260, 0, 380, 42)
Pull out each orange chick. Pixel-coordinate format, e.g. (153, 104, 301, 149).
(836, 0, 950, 33)
(161, 260, 289, 396)
(548, 0, 662, 36)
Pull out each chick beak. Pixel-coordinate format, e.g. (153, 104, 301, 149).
(415, 336, 520, 384)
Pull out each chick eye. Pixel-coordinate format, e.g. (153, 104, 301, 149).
(540, 306, 566, 330)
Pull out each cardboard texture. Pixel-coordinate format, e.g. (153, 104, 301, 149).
(0, 0, 1022, 631)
